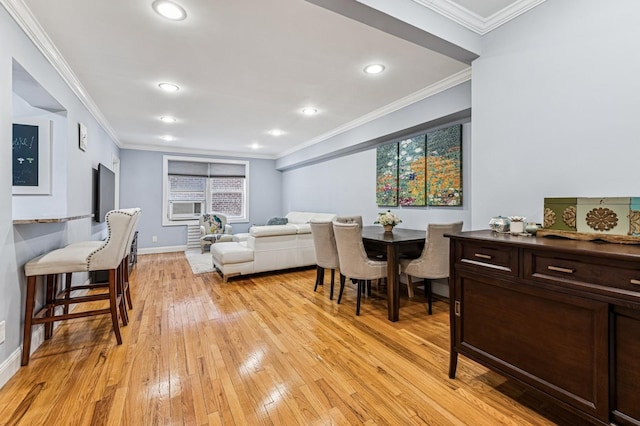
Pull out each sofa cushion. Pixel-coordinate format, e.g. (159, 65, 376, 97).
(250, 224, 297, 237)
(211, 242, 254, 264)
(286, 211, 337, 224)
(293, 223, 312, 234)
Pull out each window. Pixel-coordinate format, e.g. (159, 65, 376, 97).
(163, 156, 249, 225)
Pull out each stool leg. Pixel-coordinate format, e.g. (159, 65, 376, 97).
(22, 276, 37, 366)
(108, 269, 123, 345)
(123, 255, 133, 310)
(117, 264, 128, 326)
(63, 273, 72, 315)
(44, 274, 56, 340)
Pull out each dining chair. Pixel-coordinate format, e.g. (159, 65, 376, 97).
(332, 222, 387, 315)
(21, 209, 138, 365)
(400, 221, 463, 314)
(335, 215, 363, 228)
(310, 221, 342, 300)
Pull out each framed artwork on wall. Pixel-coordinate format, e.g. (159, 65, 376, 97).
(375, 124, 463, 208)
(426, 125, 462, 206)
(376, 142, 399, 206)
(78, 122, 88, 151)
(12, 118, 52, 195)
(398, 135, 426, 206)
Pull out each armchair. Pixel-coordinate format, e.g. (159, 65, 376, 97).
(200, 213, 233, 253)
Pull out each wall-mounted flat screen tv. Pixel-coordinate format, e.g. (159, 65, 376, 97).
(94, 163, 115, 222)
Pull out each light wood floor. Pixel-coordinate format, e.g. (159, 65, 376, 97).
(0, 252, 582, 425)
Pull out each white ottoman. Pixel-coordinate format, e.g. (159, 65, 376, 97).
(210, 242, 254, 281)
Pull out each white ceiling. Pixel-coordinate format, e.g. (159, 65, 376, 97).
(12, 0, 538, 158)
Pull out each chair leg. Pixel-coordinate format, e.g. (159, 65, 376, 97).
(426, 279, 433, 315)
(22, 275, 37, 366)
(356, 280, 363, 316)
(329, 269, 335, 300)
(108, 269, 123, 345)
(407, 275, 415, 298)
(366, 280, 372, 297)
(313, 266, 322, 292)
(337, 274, 346, 304)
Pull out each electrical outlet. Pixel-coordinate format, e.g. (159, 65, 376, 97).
(152, 235, 158, 243)
(0, 321, 5, 344)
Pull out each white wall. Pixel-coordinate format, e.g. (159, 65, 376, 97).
(471, 0, 640, 228)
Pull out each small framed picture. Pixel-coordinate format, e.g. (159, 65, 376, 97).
(79, 123, 88, 151)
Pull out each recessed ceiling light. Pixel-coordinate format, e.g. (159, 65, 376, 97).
(301, 107, 318, 116)
(250, 143, 261, 150)
(158, 82, 180, 92)
(152, 0, 187, 21)
(364, 64, 385, 74)
(160, 135, 175, 142)
(268, 129, 285, 136)
(160, 116, 177, 123)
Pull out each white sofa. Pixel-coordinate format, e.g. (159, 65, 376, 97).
(211, 211, 337, 281)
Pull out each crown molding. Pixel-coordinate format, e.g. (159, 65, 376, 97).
(1, 0, 122, 146)
(411, 0, 546, 35)
(278, 67, 471, 158)
(121, 142, 278, 160)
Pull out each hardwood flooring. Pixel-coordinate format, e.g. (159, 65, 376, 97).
(0, 252, 582, 425)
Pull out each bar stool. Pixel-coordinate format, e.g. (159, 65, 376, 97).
(22, 209, 137, 366)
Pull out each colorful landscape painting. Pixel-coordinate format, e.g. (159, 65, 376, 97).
(376, 124, 462, 207)
(398, 135, 426, 206)
(376, 142, 398, 206)
(426, 125, 462, 206)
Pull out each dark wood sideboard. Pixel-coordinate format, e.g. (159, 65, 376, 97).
(447, 230, 640, 426)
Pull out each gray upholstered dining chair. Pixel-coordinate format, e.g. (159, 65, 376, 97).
(310, 221, 342, 300)
(332, 222, 387, 315)
(335, 215, 363, 228)
(400, 221, 463, 314)
(21, 209, 138, 365)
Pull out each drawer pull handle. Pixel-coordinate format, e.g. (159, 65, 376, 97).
(630, 279, 640, 286)
(454, 301, 461, 317)
(475, 253, 493, 260)
(548, 266, 575, 274)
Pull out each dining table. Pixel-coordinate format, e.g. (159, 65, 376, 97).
(361, 226, 427, 322)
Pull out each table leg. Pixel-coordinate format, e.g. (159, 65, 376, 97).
(386, 245, 400, 322)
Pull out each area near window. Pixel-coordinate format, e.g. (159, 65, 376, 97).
(162, 155, 249, 226)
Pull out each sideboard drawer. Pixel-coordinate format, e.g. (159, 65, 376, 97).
(525, 250, 640, 297)
(457, 241, 518, 275)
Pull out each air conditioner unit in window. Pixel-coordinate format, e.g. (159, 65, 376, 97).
(169, 201, 204, 220)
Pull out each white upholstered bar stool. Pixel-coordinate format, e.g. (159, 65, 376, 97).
(22, 209, 136, 365)
(310, 221, 342, 300)
(400, 221, 463, 314)
(332, 222, 387, 316)
(62, 208, 141, 318)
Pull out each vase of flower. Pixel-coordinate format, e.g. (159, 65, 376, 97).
(375, 210, 402, 233)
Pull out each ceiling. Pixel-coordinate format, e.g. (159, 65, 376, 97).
(13, 0, 539, 158)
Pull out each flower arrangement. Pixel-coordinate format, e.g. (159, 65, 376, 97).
(375, 210, 402, 227)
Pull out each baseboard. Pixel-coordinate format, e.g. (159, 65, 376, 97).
(138, 245, 186, 255)
(0, 347, 22, 389)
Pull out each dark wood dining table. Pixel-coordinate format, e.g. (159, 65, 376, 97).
(361, 226, 427, 322)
